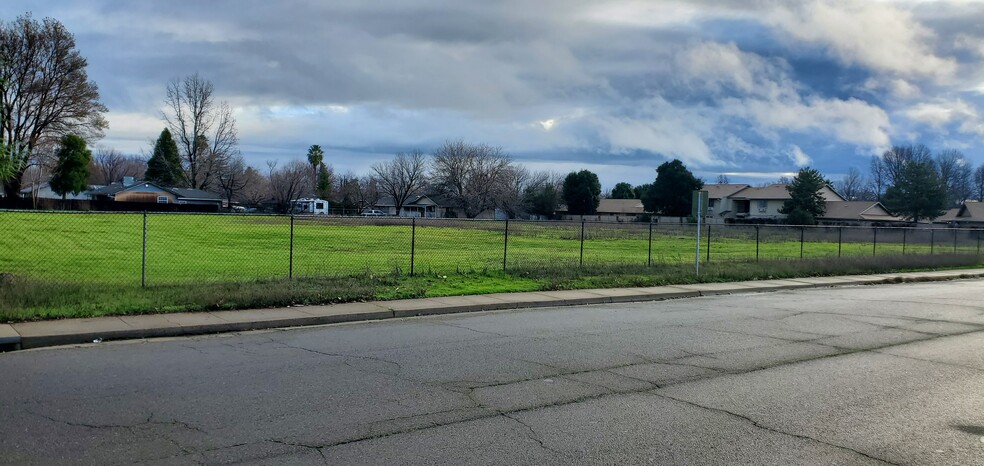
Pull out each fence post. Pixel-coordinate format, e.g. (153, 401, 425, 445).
(502, 219, 509, 272)
(706, 224, 711, 262)
(800, 226, 805, 259)
(838, 227, 842, 258)
(647, 222, 653, 267)
(579, 220, 585, 267)
(755, 226, 760, 262)
(141, 211, 147, 288)
(872, 228, 877, 256)
(902, 228, 907, 255)
(978, 230, 981, 255)
(289, 214, 294, 280)
(953, 229, 958, 254)
(410, 217, 416, 276)
(931, 229, 935, 255)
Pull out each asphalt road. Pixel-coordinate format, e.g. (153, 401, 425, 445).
(2, 281, 984, 465)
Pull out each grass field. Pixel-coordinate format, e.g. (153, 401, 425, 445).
(2, 211, 982, 285)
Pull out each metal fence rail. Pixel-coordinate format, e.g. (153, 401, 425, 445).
(2, 210, 981, 286)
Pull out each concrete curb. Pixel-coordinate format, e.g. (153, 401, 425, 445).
(4, 269, 984, 351)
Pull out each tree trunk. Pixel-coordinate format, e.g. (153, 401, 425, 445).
(3, 170, 25, 199)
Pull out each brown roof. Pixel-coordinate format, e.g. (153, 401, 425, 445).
(596, 198, 647, 214)
(822, 201, 901, 221)
(703, 184, 750, 200)
(730, 184, 845, 201)
(729, 184, 791, 200)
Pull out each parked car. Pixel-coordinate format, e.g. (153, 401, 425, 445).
(361, 209, 387, 217)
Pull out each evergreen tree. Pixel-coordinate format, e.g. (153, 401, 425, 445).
(49, 134, 92, 200)
(780, 167, 828, 225)
(145, 128, 184, 186)
(316, 161, 332, 199)
(610, 182, 635, 199)
(562, 170, 601, 215)
(883, 161, 948, 222)
(642, 159, 703, 216)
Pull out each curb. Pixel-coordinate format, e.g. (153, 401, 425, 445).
(4, 270, 984, 351)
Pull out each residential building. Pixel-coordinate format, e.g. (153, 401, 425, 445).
(87, 178, 223, 208)
(726, 184, 845, 220)
(560, 198, 648, 222)
(820, 201, 903, 224)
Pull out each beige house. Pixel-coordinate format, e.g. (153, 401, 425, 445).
(703, 183, 751, 221)
(725, 184, 844, 220)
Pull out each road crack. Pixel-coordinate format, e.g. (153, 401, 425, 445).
(649, 392, 900, 465)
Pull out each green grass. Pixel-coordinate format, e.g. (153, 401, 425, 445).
(2, 253, 981, 322)
(3, 211, 980, 285)
(2, 211, 983, 322)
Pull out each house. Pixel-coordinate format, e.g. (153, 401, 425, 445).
(559, 198, 648, 222)
(87, 177, 224, 208)
(373, 195, 450, 218)
(820, 201, 904, 224)
(726, 184, 844, 220)
(703, 184, 751, 221)
(20, 182, 103, 201)
(936, 201, 984, 227)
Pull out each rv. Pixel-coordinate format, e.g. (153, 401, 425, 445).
(291, 198, 330, 215)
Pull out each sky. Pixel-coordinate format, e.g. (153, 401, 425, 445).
(8, 0, 984, 189)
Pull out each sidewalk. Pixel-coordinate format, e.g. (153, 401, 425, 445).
(3, 269, 983, 351)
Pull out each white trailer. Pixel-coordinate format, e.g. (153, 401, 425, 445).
(291, 198, 330, 215)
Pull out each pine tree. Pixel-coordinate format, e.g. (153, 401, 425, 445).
(780, 168, 828, 225)
(49, 134, 92, 200)
(145, 128, 184, 186)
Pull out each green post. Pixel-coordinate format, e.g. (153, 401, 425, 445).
(647, 222, 653, 267)
(503, 219, 509, 272)
(579, 220, 585, 267)
(800, 227, 805, 259)
(289, 214, 294, 280)
(706, 224, 711, 262)
(141, 211, 147, 288)
(755, 226, 760, 262)
(410, 217, 416, 276)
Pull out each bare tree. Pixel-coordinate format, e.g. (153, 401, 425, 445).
(0, 15, 108, 197)
(869, 156, 888, 201)
(881, 144, 934, 186)
(163, 74, 238, 190)
(216, 155, 252, 209)
(835, 167, 867, 201)
(356, 175, 382, 211)
(935, 149, 972, 206)
(715, 174, 730, 184)
(499, 166, 552, 218)
(267, 160, 311, 213)
(372, 150, 428, 216)
(333, 171, 361, 214)
(975, 165, 984, 201)
(90, 147, 145, 184)
(430, 140, 513, 218)
(238, 166, 268, 207)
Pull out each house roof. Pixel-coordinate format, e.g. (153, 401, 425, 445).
(822, 201, 902, 221)
(703, 184, 750, 200)
(729, 184, 845, 201)
(729, 184, 791, 200)
(375, 194, 441, 207)
(958, 201, 984, 219)
(936, 207, 961, 222)
(87, 180, 221, 201)
(596, 198, 646, 215)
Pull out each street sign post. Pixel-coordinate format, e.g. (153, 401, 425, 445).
(692, 190, 709, 275)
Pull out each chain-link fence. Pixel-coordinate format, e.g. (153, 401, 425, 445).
(2, 210, 982, 286)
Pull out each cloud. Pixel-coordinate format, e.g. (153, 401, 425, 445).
(903, 98, 984, 134)
(787, 145, 813, 167)
(765, 0, 958, 81)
